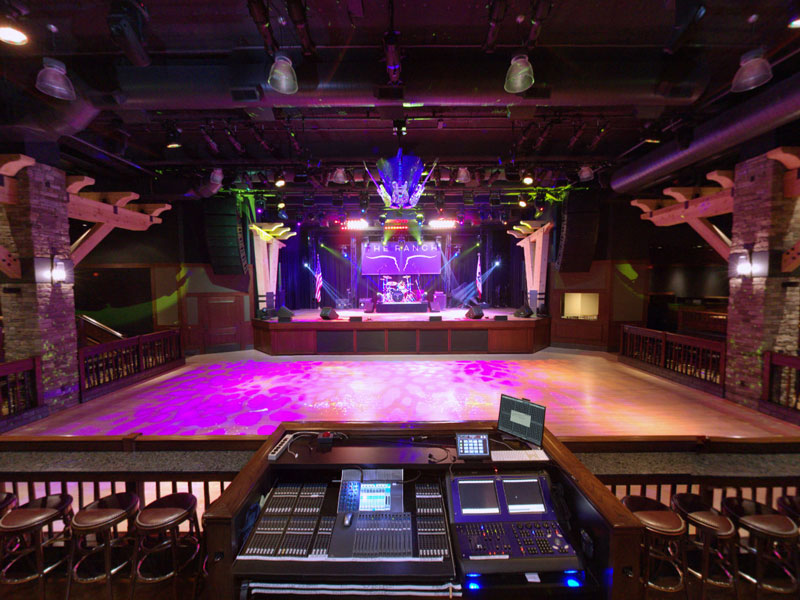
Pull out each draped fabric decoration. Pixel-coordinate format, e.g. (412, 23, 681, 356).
(365, 149, 438, 209)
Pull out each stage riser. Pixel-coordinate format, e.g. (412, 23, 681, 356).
(376, 302, 429, 313)
(253, 318, 551, 355)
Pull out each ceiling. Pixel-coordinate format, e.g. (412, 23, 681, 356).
(1, 0, 799, 201)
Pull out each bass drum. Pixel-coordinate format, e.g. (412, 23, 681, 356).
(391, 289, 405, 302)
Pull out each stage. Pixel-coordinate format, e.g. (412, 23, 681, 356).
(253, 308, 550, 355)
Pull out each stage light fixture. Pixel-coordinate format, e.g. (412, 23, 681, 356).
(518, 194, 527, 208)
(278, 208, 288, 221)
(0, 4, 28, 46)
(277, 201, 286, 209)
(504, 54, 534, 94)
(494, 260, 500, 266)
(268, 54, 298, 95)
(534, 190, 547, 214)
(165, 122, 182, 149)
(731, 48, 772, 92)
(456, 212, 465, 225)
(199, 126, 219, 154)
(792, 15, 800, 28)
(108, 0, 151, 67)
(435, 192, 445, 213)
(359, 192, 369, 213)
(345, 218, 369, 230)
(275, 173, 286, 187)
(35, 58, 76, 101)
(416, 212, 424, 225)
(429, 219, 456, 229)
(578, 165, 594, 182)
(384, 30, 402, 84)
(331, 168, 349, 184)
(522, 172, 534, 185)
(392, 119, 407, 136)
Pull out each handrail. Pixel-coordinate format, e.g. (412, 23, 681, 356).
(78, 329, 184, 402)
(76, 314, 124, 339)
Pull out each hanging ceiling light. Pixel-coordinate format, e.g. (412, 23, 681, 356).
(522, 171, 534, 185)
(504, 54, 534, 94)
(267, 54, 298, 95)
(731, 48, 772, 93)
(331, 168, 349, 184)
(275, 172, 286, 187)
(578, 165, 594, 182)
(518, 194, 527, 208)
(35, 58, 76, 101)
(165, 122, 182, 149)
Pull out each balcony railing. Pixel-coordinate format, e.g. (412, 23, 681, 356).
(761, 351, 800, 426)
(620, 325, 725, 395)
(0, 356, 42, 422)
(79, 329, 184, 402)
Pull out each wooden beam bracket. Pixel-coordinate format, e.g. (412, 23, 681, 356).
(766, 146, 800, 170)
(782, 238, 800, 273)
(706, 170, 734, 189)
(0, 154, 35, 177)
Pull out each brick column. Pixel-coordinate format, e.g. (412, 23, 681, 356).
(725, 152, 800, 407)
(0, 162, 79, 414)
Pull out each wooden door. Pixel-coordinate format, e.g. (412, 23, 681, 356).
(198, 295, 244, 352)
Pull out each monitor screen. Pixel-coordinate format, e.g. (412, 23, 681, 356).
(497, 394, 546, 447)
(358, 483, 392, 511)
(503, 478, 545, 513)
(458, 480, 500, 515)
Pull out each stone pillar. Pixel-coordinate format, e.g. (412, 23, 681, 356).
(725, 152, 800, 407)
(0, 162, 79, 412)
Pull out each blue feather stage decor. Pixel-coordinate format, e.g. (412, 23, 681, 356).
(364, 149, 437, 209)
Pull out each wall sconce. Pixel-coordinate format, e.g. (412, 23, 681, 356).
(735, 252, 752, 277)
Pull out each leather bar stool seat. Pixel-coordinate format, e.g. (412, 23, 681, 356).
(130, 492, 201, 600)
(671, 493, 738, 599)
(0, 493, 73, 600)
(623, 495, 688, 596)
(722, 496, 799, 599)
(777, 495, 800, 524)
(66, 492, 139, 600)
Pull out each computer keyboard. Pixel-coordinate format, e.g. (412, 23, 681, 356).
(490, 449, 549, 462)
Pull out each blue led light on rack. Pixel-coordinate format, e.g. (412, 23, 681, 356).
(467, 581, 481, 590)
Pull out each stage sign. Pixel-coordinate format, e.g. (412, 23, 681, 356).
(361, 241, 442, 275)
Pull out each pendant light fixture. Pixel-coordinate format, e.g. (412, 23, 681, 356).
(731, 48, 772, 93)
(35, 57, 76, 101)
(267, 54, 298, 95)
(504, 54, 534, 94)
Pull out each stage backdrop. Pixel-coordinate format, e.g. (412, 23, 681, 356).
(361, 240, 442, 275)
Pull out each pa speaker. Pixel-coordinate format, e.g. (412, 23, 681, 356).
(465, 306, 484, 319)
(555, 189, 601, 273)
(514, 304, 534, 318)
(277, 306, 294, 319)
(203, 197, 247, 275)
(430, 291, 446, 312)
(320, 307, 339, 320)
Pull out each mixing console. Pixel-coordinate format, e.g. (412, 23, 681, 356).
(353, 513, 413, 557)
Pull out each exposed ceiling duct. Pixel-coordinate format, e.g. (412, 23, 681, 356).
(611, 70, 800, 194)
(106, 47, 707, 110)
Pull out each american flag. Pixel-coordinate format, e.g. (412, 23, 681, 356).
(475, 252, 482, 300)
(314, 254, 323, 304)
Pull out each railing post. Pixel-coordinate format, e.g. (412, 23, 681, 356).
(137, 335, 144, 374)
(719, 342, 726, 394)
(32, 355, 43, 408)
(660, 331, 667, 368)
(77, 348, 87, 403)
(761, 351, 772, 403)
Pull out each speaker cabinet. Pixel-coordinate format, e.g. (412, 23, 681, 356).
(514, 304, 534, 318)
(465, 306, 484, 319)
(359, 298, 375, 313)
(203, 197, 247, 275)
(430, 291, 446, 312)
(429, 315, 442, 322)
(555, 189, 601, 273)
(320, 307, 339, 320)
(277, 306, 294, 318)
(349, 316, 363, 322)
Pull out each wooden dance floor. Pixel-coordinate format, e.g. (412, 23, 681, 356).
(9, 348, 800, 438)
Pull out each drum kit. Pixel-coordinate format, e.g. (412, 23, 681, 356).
(378, 275, 423, 304)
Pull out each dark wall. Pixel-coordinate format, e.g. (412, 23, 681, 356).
(74, 267, 154, 335)
(650, 265, 729, 298)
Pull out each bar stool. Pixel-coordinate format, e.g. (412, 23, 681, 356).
(66, 491, 140, 600)
(622, 495, 688, 597)
(130, 492, 201, 600)
(0, 493, 73, 600)
(0, 493, 16, 518)
(671, 493, 738, 599)
(722, 496, 799, 599)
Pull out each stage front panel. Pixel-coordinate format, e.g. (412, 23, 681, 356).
(451, 329, 489, 352)
(357, 330, 385, 352)
(387, 330, 417, 353)
(419, 329, 449, 353)
(361, 241, 441, 275)
(317, 330, 355, 353)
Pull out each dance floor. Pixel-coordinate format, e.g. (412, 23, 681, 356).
(9, 348, 800, 438)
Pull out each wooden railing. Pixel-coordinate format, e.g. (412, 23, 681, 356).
(0, 356, 42, 420)
(620, 325, 725, 395)
(761, 351, 800, 425)
(79, 329, 184, 402)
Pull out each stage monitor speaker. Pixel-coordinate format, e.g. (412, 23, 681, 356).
(494, 315, 508, 321)
(278, 316, 292, 323)
(514, 304, 534, 318)
(349, 316, 363, 322)
(320, 307, 338, 320)
(359, 298, 375, 313)
(465, 306, 483, 319)
(203, 197, 247, 275)
(277, 306, 294, 318)
(555, 188, 601, 273)
(429, 315, 442, 322)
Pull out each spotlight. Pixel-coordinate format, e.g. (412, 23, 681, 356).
(359, 192, 369, 213)
(35, 58, 76, 101)
(416, 212, 424, 225)
(456, 212, 465, 225)
(578, 165, 594, 182)
(108, 0, 151, 67)
(384, 30, 402, 84)
(165, 122, 182, 149)
(429, 218, 456, 229)
(268, 53, 299, 95)
(518, 194, 527, 208)
(0, 1, 28, 46)
(792, 16, 800, 29)
(199, 126, 219, 154)
(331, 168, 348, 184)
(494, 259, 500, 266)
(731, 48, 772, 93)
(435, 192, 445, 213)
(278, 208, 288, 221)
(522, 172, 534, 185)
(534, 190, 547, 214)
(275, 173, 286, 187)
(504, 54, 534, 94)
(277, 201, 286, 209)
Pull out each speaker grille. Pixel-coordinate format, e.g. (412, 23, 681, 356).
(555, 189, 600, 273)
(203, 197, 247, 275)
